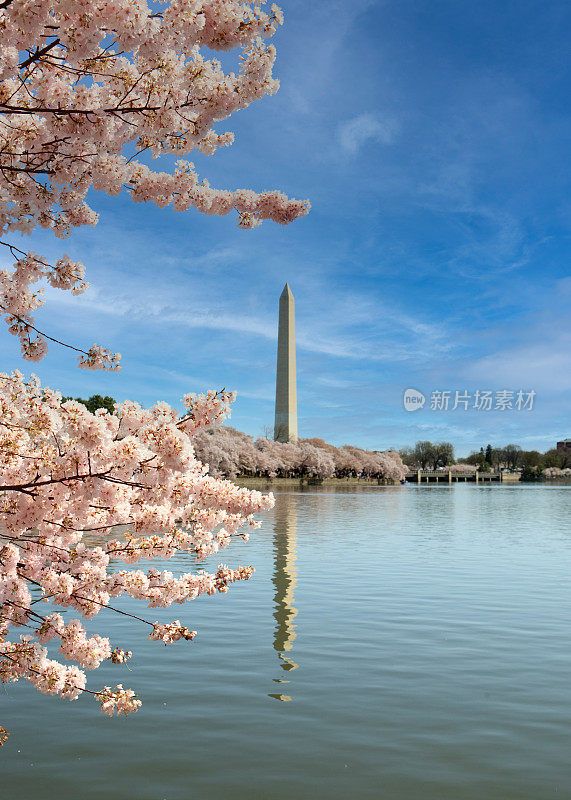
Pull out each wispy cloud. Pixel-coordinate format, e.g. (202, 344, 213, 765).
(465, 336, 571, 392)
(283, 0, 384, 113)
(46, 275, 454, 364)
(338, 113, 398, 155)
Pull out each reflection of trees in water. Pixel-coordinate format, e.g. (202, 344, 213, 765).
(270, 493, 299, 701)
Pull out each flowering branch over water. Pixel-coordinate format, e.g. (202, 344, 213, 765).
(0, 370, 273, 736)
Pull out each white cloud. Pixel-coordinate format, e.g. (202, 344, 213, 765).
(465, 337, 571, 392)
(338, 113, 397, 155)
(45, 278, 451, 364)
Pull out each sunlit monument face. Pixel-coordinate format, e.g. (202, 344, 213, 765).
(274, 283, 298, 443)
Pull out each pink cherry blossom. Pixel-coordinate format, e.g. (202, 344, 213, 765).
(0, 1, 311, 743)
(0, 1, 310, 366)
(0, 370, 272, 734)
(148, 621, 197, 645)
(95, 685, 142, 717)
(192, 428, 409, 483)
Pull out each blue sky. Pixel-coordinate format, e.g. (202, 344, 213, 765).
(2, 0, 570, 456)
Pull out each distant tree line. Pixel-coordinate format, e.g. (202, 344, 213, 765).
(463, 444, 571, 480)
(398, 440, 571, 482)
(458, 443, 571, 481)
(399, 441, 455, 470)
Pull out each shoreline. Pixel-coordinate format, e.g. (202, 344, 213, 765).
(231, 475, 571, 489)
(232, 476, 393, 489)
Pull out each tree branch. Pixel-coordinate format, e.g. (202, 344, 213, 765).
(0, 304, 96, 358)
(19, 39, 61, 70)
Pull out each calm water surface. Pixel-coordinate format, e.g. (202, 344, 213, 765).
(2, 484, 571, 799)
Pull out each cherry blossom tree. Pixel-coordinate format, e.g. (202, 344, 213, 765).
(0, 1, 310, 743)
(192, 428, 242, 478)
(252, 437, 280, 477)
(294, 441, 335, 479)
(449, 463, 477, 474)
(194, 428, 407, 483)
(251, 444, 277, 478)
(376, 451, 407, 483)
(0, 372, 273, 740)
(335, 446, 363, 477)
(301, 438, 407, 482)
(192, 426, 260, 478)
(0, 0, 309, 367)
(543, 467, 571, 479)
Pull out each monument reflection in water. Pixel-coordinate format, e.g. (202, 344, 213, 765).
(270, 493, 299, 701)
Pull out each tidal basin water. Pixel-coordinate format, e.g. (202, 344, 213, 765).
(3, 484, 571, 799)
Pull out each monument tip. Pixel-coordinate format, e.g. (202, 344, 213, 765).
(281, 282, 293, 298)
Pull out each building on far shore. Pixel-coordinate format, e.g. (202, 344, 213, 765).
(557, 439, 571, 451)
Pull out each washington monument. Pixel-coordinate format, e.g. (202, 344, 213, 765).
(274, 283, 298, 442)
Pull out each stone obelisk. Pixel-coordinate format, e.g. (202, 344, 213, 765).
(274, 283, 298, 442)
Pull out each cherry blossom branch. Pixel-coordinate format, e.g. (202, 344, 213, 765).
(0, 304, 97, 357)
(19, 39, 61, 70)
(0, 0, 293, 730)
(15, 571, 156, 627)
(0, 469, 114, 493)
(0, 651, 103, 698)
